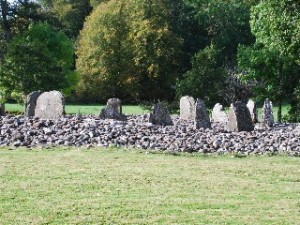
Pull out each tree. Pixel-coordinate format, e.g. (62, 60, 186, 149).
(38, 0, 91, 38)
(76, 0, 184, 102)
(76, 0, 136, 103)
(238, 0, 300, 122)
(176, 45, 227, 107)
(185, 0, 257, 65)
(129, 0, 184, 101)
(0, 22, 76, 102)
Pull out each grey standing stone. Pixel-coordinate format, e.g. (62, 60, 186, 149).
(0, 103, 5, 116)
(227, 102, 254, 132)
(212, 103, 228, 123)
(25, 91, 42, 117)
(35, 91, 65, 120)
(247, 99, 258, 123)
(262, 98, 274, 127)
(148, 103, 173, 126)
(107, 98, 122, 114)
(194, 99, 211, 129)
(180, 96, 195, 120)
(100, 107, 127, 121)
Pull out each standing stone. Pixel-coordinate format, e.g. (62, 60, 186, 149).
(0, 103, 5, 116)
(25, 91, 42, 117)
(99, 107, 127, 121)
(227, 102, 254, 132)
(247, 99, 258, 123)
(107, 98, 122, 114)
(262, 98, 274, 127)
(194, 99, 211, 129)
(148, 103, 173, 126)
(35, 91, 65, 120)
(180, 96, 195, 120)
(212, 103, 228, 123)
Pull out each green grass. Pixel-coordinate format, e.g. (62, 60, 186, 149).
(5, 103, 148, 115)
(0, 148, 299, 224)
(4, 103, 291, 121)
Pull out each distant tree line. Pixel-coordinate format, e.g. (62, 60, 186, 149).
(0, 0, 299, 121)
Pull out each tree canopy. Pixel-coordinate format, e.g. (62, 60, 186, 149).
(0, 22, 75, 102)
(0, 0, 299, 121)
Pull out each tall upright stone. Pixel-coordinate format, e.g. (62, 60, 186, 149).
(25, 91, 42, 117)
(0, 103, 5, 116)
(247, 99, 258, 123)
(212, 103, 228, 123)
(148, 103, 173, 126)
(35, 91, 65, 120)
(194, 99, 211, 129)
(180, 96, 195, 120)
(262, 98, 274, 127)
(107, 98, 122, 114)
(227, 102, 254, 132)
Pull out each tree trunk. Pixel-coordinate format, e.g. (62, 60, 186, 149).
(277, 62, 284, 123)
(278, 100, 282, 123)
(0, 0, 10, 34)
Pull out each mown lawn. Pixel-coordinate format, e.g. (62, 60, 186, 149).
(0, 148, 299, 224)
(5, 103, 148, 115)
(5, 103, 289, 121)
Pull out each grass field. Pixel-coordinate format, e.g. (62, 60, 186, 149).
(0, 148, 299, 224)
(5, 103, 289, 121)
(5, 103, 148, 115)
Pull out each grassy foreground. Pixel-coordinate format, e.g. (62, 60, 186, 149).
(0, 148, 299, 224)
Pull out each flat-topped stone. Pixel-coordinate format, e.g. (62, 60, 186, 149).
(35, 91, 65, 120)
(107, 98, 122, 114)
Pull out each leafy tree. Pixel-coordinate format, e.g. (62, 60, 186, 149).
(185, 0, 257, 65)
(0, 22, 76, 102)
(77, 0, 184, 102)
(238, 0, 300, 122)
(38, 0, 91, 38)
(76, 0, 136, 103)
(129, 0, 184, 101)
(176, 45, 227, 107)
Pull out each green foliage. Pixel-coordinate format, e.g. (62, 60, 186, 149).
(38, 0, 91, 38)
(238, 0, 300, 121)
(76, 0, 184, 103)
(0, 22, 75, 102)
(185, 0, 257, 64)
(76, 0, 136, 103)
(176, 45, 227, 107)
(129, 0, 184, 101)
